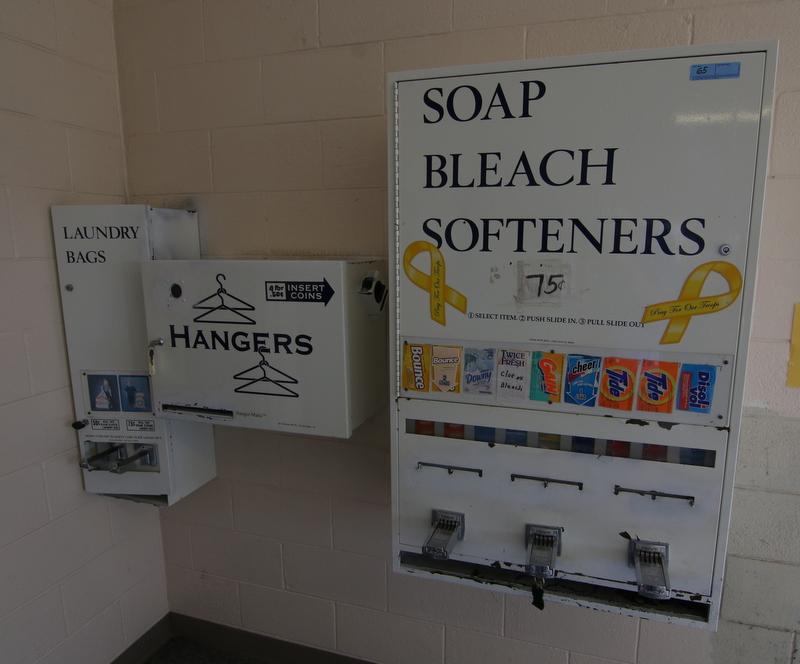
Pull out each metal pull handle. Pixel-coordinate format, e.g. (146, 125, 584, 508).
(148, 338, 164, 376)
(614, 485, 695, 506)
(108, 449, 152, 474)
(80, 444, 123, 471)
(417, 462, 483, 477)
(511, 474, 583, 490)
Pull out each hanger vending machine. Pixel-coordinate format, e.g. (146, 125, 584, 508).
(388, 43, 776, 627)
(141, 258, 387, 438)
(53, 205, 216, 504)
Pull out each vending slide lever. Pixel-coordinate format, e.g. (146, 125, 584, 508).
(525, 524, 563, 609)
(629, 539, 671, 600)
(422, 510, 465, 560)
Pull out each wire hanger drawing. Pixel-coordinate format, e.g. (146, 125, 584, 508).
(233, 350, 299, 398)
(193, 273, 256, 325)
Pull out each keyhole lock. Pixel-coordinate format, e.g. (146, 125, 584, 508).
(719, 244, 731, 256)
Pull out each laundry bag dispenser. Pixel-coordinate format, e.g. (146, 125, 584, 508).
(52, 205, 216, 504)
(141, 258, 388, 438)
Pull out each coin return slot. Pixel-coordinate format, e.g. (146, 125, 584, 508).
(629, 539, 671, 600)
(162, 403, 234, 419)
(423, 509, 465, 560)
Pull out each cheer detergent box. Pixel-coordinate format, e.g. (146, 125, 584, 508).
(564, 355, 601, 407)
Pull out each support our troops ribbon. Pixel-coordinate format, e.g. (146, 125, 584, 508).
(403, 241, 467, 326)
(642, 261, 742, 344)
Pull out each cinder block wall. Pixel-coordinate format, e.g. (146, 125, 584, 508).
(0, 0, 169, 662)
(112, 1, 800, 663)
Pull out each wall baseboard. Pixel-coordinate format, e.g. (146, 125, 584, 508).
(112, 612, 367, 664)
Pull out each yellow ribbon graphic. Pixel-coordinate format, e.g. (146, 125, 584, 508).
(642, 260, 742, 344)
(403, 241, 467, 325)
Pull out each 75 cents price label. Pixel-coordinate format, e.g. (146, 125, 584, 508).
(515, 260, 570, 303)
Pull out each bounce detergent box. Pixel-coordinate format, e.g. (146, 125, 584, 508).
(598, 357, 640, 410)
(637, 359, 680, 413)
(462, 347, 496, 395)
(530, 352, 564, 403)
(402, 342, 430, 392)
(431, 345, 462, 393)
(564, 355, 601, 407)
(677, 364, 717, 413)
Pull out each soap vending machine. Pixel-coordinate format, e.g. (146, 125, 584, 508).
(388, 43, 775, 627)
(53, 205, 216, 504)
(141, 258, 387, 439)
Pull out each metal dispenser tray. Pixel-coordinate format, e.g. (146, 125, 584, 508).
(423, 510, 465, 560)
(629, 539, 671, 600)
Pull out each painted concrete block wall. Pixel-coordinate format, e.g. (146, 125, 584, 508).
(0, 1, 169, 662)
(113, 1, 800, 663)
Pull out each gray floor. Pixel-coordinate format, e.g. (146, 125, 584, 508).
(146, 638, 269, 664)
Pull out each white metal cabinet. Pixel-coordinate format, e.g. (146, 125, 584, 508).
(142, 258, 388, 438)
(389, 43, 776, 627)
(52, 205, 216, 505)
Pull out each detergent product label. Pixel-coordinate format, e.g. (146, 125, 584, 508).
(677, 364, 717, 413)
(564, 355, 601, 407)
(431, 345, 462, 393)
(530, 352, 564, 403)
(402, 343, 430, 392)
(637, 360, 680, 413)
(462, 347, 496, 395)
(497, 349, 530, 400)
(598, 357, 640, 410)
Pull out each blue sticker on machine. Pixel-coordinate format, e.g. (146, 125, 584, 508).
(690, 62, 740, 81)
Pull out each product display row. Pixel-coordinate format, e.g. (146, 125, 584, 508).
(403, 342, 718, 416)
(405, 419, 717, 467)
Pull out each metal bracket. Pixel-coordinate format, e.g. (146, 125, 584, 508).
(628, 539, 671, 600)
(511, 474, 583, 491)
(614, 484, 694, 506)
(417, 461, 483, 477)
(422, 510, 465, 560)
(525, 524, 563, 579)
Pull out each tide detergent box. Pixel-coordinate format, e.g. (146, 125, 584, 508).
(564, 355, 601, 407)
(402, 342, 430, 392)
(637, 360, 680, 413)
(530, 352, 564, 403)
(598, 357, 640, 410)
(677, 364, 717, 413)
